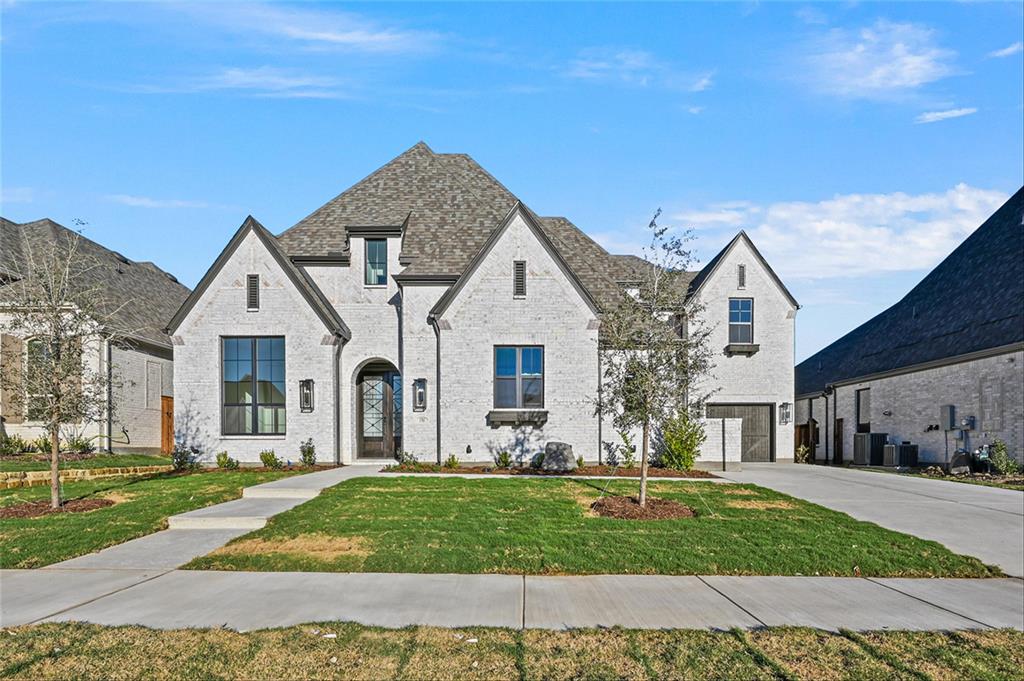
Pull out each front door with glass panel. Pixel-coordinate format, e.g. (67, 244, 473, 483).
(356, 369, 401, 459)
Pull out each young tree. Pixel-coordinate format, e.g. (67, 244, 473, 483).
(0, 223, 126, 508)
(599, 210, 715, 507)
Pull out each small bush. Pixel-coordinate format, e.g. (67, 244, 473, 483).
(577, 455, 585, 468)
(215, 451, 239, 469)
(443, 454, 460, 469)
(660, 412, 705, 471)
(621, 447, 637, 469)
(299, 438, 316, 467)
(63, 433, 95, 455)
(398, 451, 418, 465)
(795, 444, 811, 464)
(990, 440, 1021, 476)
(172, 443, 200, 471)
(495, 451, 512, 468)
(259, 449, 284, 469)
(31, 435, 52, 453)
(0, 434, 31, 456)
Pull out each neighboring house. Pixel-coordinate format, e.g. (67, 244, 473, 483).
(795, 188, 1024, 466)
(168, 142, 797, 467)
(0, 218, 191, 453)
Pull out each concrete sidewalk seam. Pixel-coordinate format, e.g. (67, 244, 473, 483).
(695, 575, 768, 628)
(864, 578, 995, 630)
(521, 575, 526, 630)
(25, 568, 174, 625)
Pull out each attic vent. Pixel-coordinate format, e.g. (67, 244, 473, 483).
(738, 264, 746, 289)
(164, 272, 178, 283)
(246, 274, 260, 311)
(513, 261, 526, 297)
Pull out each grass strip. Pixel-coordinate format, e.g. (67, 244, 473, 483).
(730, 627, 794, 680)
(840, 629, 931, 681)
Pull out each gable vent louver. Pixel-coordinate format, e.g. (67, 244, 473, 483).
(513, 261, 526, 297)
(247, 274, 260, 310)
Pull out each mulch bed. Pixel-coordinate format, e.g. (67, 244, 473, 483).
(590, 495, 697, 520)
(0, 498, 115, 519)
(384, 464, 716, 478)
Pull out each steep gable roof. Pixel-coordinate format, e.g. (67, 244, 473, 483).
(795, 187, 1024, 397)
(167, 216, 350, 338)
(686, 230, 799, 308)
(0, 217, 190, 348)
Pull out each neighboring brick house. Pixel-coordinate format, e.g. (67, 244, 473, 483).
(168, 143, 797, 467)
(795, 188, 1024, 466)
(0, 218, 190, 453)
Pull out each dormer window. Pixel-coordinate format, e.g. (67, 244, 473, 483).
(365, 239, 387, 286)
(247, 275, 259, 311)
(513, 261, 526, 297)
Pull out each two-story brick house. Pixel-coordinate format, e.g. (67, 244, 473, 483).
(168, 143, 797, 467)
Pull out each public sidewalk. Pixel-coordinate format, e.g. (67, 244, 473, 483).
(2, 569, 1021, 632)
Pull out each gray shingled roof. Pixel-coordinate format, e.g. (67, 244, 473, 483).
(795, 187, 1024, 397)
(0, 218, 191, 348)
(277, 142, 628, 309)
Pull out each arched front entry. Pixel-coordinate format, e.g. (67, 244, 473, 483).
(355, 360, 402, 459)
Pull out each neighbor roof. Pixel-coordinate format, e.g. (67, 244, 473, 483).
(795, 187, 1024, 397)
(0, 217, 191, 348)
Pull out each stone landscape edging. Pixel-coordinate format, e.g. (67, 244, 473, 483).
(0, 465, 173, 489)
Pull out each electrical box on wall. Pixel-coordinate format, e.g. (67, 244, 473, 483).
(960, 415, 976, 431)
(940, 405, 956, 431)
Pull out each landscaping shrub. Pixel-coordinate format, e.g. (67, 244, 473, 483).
(215, 451, 239, 470)
(660, 411, 705, 471)
(259, 449, 283, 469)
(443, 454, 460, 469)
(495, 451, 512, 468)
(621, 446, 637, 469)
(62, 433, 95, 454)
(0, 434, 30, 456)
(172, 444, 200, 471)
(577, 455, 585, 468)
(30, 435, 51, 453)
(398, 451, 418, 465)
(299, 438, 316, 467)
(990, 440, 1021, 476)
(795, 444, 811, 464)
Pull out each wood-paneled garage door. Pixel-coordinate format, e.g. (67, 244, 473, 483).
(706, 403, 774, 462)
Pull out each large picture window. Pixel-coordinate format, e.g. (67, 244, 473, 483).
(728, 298, 753, 344)
(365, 239, 387, 286)
(494, 346, 544, 409)
(222, 337, 286, 435)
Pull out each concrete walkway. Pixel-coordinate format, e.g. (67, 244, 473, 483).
(2, 569, 1021, 632)
(720, 464, 1024, 576)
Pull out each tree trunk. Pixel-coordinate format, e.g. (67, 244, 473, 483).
(638, 419, 650, 507)
(50, 427, 61, 509)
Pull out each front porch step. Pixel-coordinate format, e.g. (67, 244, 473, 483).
(167, 497, 306, 530)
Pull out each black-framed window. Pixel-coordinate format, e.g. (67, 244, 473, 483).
(728, 298, 753, 344)
(365, 239, 387, 286)
(494, 346, 543, 408)
(222, 337, 286, 435)
(25, 338, 51, 420)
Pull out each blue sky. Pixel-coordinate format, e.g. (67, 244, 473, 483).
(2, 1, 1022, 361)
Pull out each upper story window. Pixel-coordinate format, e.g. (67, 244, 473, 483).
(365, 239, 387, 286)
(737, 264, 746, 289)
(25, 338, 52, 420)
(513, 261, 527, 297)
(728, 298, 753, 344)
(494, 346, 543, 409)
(222, 337, 286, 435)
(247, 274, 260, 311)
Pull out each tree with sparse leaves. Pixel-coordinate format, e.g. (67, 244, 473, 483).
(598, 210, 715, 507)
(0, 223, 127, 508)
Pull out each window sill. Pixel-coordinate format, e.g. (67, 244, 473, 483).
(219, 435, 288, 440)
(363, 285, 388, 289)
(487, 409, 548, 427)
(725, 343, 759, 356)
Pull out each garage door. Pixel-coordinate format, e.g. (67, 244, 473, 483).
(706, 403, 774, 462)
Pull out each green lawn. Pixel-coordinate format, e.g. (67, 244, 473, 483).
(2, 622, 1021, 680)
(0, 470, 296, 568)
(186, 477, 998, 577)
(0, 453, 171, 472)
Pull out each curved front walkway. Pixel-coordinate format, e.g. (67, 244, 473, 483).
(719, 463, 1024, 576)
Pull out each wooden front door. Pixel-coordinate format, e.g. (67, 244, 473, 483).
(833, 418, 844, 465)
(160, 396, 174, 454)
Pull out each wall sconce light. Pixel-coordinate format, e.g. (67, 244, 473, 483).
(413, 378, 427, 412)
(779, 402, 792, 425)
(882, 410, 892, 417)
(299, 379, 314, 413)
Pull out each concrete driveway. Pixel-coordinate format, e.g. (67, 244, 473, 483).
(720, 464, 1024, 576)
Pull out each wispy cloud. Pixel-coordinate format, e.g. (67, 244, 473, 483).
(105, 194, 211, 209)
(915, 107, 977, 124)
(685, 105, 705, 115)
(126, 66, 351, 99)
(564, 48, 714, 92)
(1, 186, 34, 204)
(668, 184, 1007, 279)
(988, 41, 1023, 59)
(802, 20, 956, 99)
(170, 2, 442, 55)
(795, 6, 828, 26)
